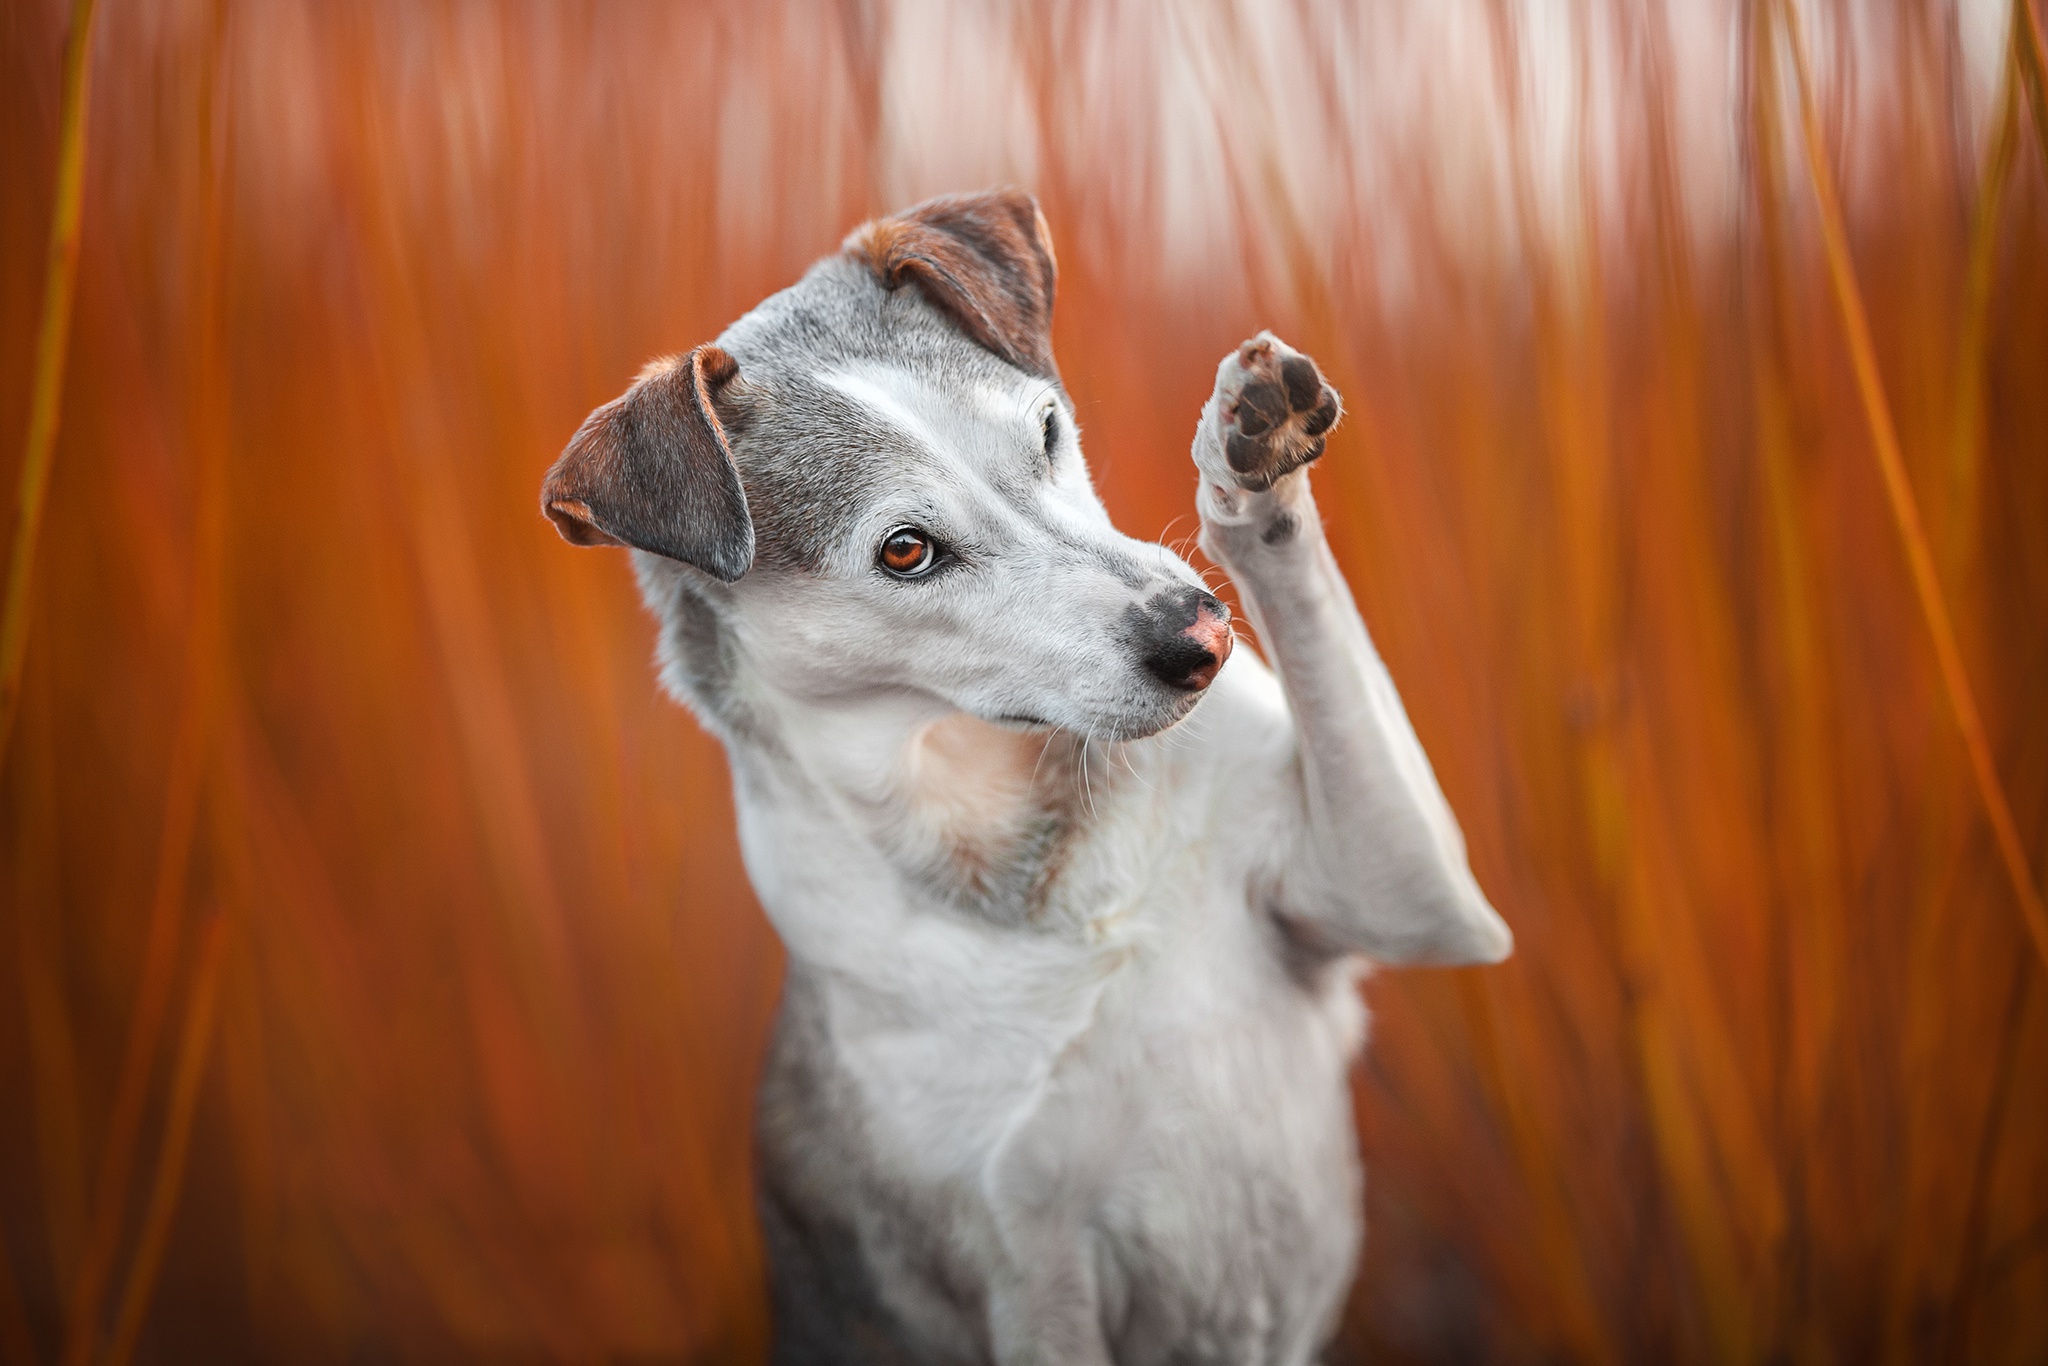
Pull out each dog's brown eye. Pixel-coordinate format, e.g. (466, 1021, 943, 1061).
(879, 527, 937, 577)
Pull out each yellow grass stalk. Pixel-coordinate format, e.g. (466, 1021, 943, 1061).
(99, 913, 233, 1366)
(1776, 0, 2048, 973)
(0, 0, 99, 768)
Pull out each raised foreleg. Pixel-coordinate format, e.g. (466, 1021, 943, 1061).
(1193, 334, 1510, 966)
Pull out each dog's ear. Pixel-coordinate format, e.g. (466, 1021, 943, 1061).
(540, 345, 754, 582)
(846, 187, 1059, 379)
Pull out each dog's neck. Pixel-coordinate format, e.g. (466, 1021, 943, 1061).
(737, 686, 1117, 926)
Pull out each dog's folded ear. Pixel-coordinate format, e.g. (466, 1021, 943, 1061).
(846, 188, 1059, 380)
(540, 345, 754, 582)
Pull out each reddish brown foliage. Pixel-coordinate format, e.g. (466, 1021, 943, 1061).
(3, 2, 2046, 1362)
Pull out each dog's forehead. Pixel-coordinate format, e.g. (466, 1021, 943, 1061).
(818, 361, 1046, 468)
(713, 256, 1076, 574)
(723, 361, 1050, 575)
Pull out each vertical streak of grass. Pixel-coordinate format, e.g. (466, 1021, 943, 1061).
(0, 0, 100, 768)
(0, 1248, 34, 1366)
(97, 913, 232, 1366)
(1466, 10, 1628, 1360)
(14, 656, 87, 1345)
(1456, 976, 1620, 1365)
(1930, 16, 2041, 1362)
(335, 12, 583, 1074)
(1628, 10, 1784, 1356)
(6, 5, 2044, 1358)
(58, 5, 236, 1360)
(1744, 4, 1840, 1347)
(1939, 954, 2032, 1364)
(1946, 32, 2020, 580)
(1776, 0, 2048, 972)
(2020, 0, 2048, 157)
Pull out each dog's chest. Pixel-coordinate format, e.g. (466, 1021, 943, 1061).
(798, 750, 1191, 1181)
(763, 871, 1364, 1364)
(743, 703, 1365, 1359)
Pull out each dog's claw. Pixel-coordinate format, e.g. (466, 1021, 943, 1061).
(1208, 332, 1342, 493)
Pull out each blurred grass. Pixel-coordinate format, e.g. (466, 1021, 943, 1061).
(0, 0, 96, 766)
(2, 1, 2046, 1362)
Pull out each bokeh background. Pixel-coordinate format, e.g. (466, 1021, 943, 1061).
(4, 0, 2047, 1361)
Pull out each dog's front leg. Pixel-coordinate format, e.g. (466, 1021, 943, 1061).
(986, 1251, 1115, 1366)
(984, 1119, 1118, 1366)
(1192, 334, 1511, 966)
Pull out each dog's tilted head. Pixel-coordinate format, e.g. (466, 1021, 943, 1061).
(542, 189, 1230, 742)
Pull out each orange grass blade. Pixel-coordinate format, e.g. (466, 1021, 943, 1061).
(1776, 0, 2048, 974)
(58, 5, 236, 1356)
(1744, 5, 1844, 1340)
(1939, 955, 2033, 1363)
(52, 541, 217, 1366)
(0, 0, 99, 767)
(6, 4, 2046, 1357)
(1457, 977, 1620, 1365)
(98, 913, 232, 1366)
(1927, 20, 2039, 1357)
(1945, 26, 2020, 578)
(2020, 0, 2048, 161)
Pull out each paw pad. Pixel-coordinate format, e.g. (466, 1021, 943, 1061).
(1216, 334, 1341, 492)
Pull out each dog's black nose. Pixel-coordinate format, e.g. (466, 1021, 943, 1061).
(1135, 587, 1234, 692)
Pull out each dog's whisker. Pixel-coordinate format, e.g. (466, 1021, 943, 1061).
(1116, 742, 1158, 793)
(1080, 735, 1095, 820)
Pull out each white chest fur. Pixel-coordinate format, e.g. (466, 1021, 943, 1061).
(735, 658, 1370, 1362)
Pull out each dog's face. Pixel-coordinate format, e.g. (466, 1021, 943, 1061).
(543, 190, 1231, 741)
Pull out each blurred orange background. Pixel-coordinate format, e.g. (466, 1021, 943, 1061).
(4, 1, 2047, 1362)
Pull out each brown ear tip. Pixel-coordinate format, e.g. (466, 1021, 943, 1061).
(842, 187, 1060, 379)
(976, 184, 1039, 214)
(844, 186, 1048, 255)
(541, 495, 625, 549)
(696, 344, 739, 386)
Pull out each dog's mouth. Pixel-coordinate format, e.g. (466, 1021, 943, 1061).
(1117, 689, 1210, 740)
(987, 687, 1208, 744)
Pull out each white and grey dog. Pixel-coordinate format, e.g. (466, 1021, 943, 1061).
(541, 189, 1510, 1365)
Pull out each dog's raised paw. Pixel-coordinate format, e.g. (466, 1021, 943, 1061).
(1211, 333, 1342, 492)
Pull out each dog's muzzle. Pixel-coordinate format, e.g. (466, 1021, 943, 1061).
(1139, 587, 1234, 692)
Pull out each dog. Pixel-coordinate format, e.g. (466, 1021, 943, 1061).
(541, 189, 1510, 1365)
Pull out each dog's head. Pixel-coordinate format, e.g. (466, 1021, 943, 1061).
(542, 189, 1229, 741)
